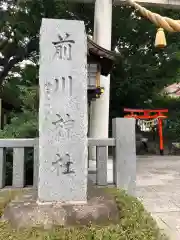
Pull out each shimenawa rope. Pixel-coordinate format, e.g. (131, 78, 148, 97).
(126, 0, 180, 47)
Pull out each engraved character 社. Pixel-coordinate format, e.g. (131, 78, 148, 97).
(52, 153, 75, 176)
(52, 153, 63, 176)
(62, 153, 75, 175)
(52, 33, 75, 60)
(52, 113, 75, 138)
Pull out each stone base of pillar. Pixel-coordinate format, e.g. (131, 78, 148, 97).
(1, 181, 119, 229)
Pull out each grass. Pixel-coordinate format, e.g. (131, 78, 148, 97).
(0, 188, 25, 217)
(0, 188, 169, 240)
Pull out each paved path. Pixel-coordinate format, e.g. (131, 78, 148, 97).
(136, 156, 180, 239)
(89, 155, 180, 239)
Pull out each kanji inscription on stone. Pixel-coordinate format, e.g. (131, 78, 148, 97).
(52, 153, 63, 176)
(39, 19, 87, 203)
(62, 153, 75, 175)
(52, 113, 74, 138)
(44, 76, 73, 96)
(52, 33, 75, 60)
(52, 153, 75, 176)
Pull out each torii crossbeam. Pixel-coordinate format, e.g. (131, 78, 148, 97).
(67, 0, 180, 9)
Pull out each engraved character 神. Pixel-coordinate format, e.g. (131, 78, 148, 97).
(52, 113, 75, 138)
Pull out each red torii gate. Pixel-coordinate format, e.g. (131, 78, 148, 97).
(124, 108, 168, 155)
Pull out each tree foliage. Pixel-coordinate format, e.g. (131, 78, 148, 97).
(1, 1, 180, 139)
(110, 6, 180, 118)
(0, 0, 94, 137)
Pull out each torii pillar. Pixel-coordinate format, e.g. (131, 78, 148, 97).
(89, 0, 112, 160)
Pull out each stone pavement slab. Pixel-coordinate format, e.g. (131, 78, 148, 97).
(140, 197, 179, 213)
(152, 213, 180, 240)
(89, 156, 180, 239)
(136, 156, 180, 240)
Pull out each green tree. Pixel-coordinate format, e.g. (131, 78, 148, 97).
(1, 1, 180, 139)
(0, 0, 94, 138)
(110, 6, 180, 119)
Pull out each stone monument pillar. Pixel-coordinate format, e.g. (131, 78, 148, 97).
(38, 18, 88, 204)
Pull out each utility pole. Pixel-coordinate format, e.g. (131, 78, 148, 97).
(89, 0, 113, 160)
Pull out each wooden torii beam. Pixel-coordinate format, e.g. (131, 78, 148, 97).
(68, 0, 180, 9)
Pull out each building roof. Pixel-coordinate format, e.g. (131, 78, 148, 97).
(87, 37, 120, 76)
(164, 83, 180, 98)
(87, 37, 119, 61)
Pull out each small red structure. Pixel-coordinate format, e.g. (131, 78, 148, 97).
(124, 108, 168, 155)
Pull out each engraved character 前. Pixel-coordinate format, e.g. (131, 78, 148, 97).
(52, 33, 75, 60)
